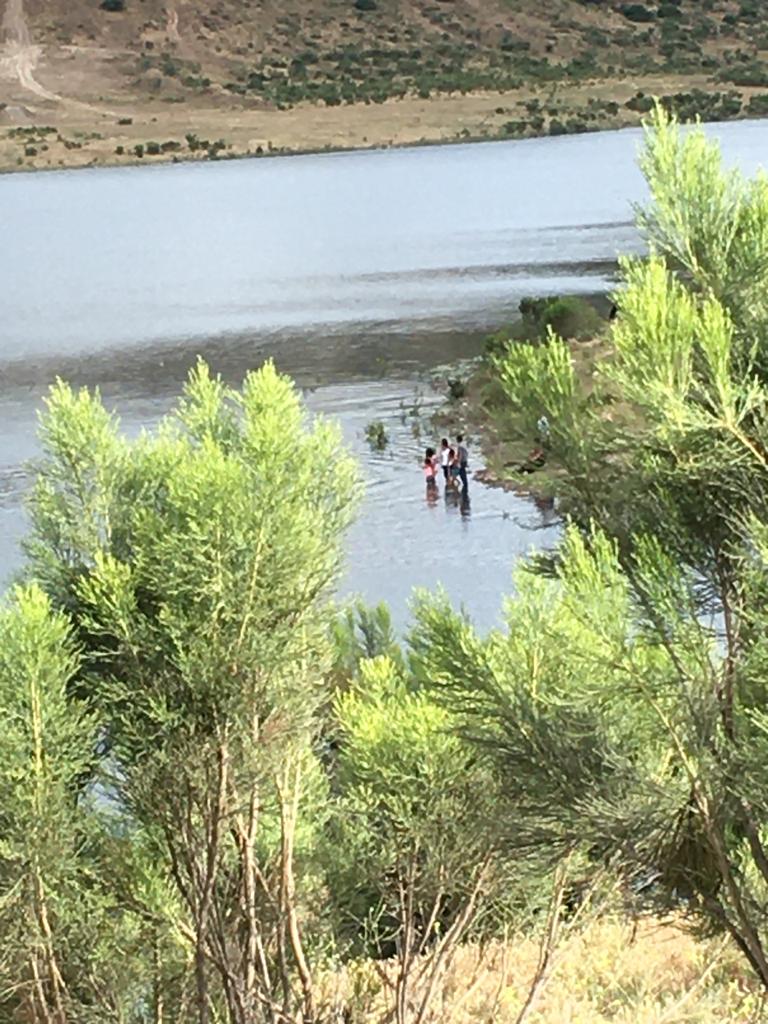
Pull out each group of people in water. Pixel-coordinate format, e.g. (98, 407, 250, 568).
(423, 435, 469, 494)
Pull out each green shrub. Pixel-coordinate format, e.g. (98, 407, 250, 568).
(748, 93, 768, 115)
(329, 655, 502, 960)
(364, 420, 388, 450)
(519, 295, 603, 341)
(447, 377, 466, 401)
(626, 92, 654, 112)
(502, 119, 528, 136)
(620, 3, 655, 22)
(719, 63, 768, 87)
(145, 141, 160, 156)
(100, 0, 125, 10)
(354, 0, 377, 10)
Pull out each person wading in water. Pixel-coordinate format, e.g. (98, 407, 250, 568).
(455, 434, 469, 493)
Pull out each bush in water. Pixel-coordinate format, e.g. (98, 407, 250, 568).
(365, 419, 389, 450)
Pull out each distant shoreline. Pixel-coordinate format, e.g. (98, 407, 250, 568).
(3, 78, 767, 177)
(0, 120, 640, 178)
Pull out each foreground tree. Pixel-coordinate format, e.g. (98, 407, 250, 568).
(24, 360, 361, 1023)
(329, 652, 502, 1024)
(0, 585, 146, 1022)
(419, 108, 768, 988)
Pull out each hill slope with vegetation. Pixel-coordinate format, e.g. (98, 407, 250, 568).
(3, 0, 768, 169)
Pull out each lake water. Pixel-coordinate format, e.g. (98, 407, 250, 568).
(2, 120, 767, 629)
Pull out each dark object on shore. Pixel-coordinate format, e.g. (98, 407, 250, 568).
(447, 377, 466, 401)
(609, 303, 619, 321)
(518, 447, 547, 474)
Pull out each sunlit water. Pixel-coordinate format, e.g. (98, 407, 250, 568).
(2, 120, 767, 629)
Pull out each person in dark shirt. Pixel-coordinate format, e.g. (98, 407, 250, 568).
(456, 434, 469, 492)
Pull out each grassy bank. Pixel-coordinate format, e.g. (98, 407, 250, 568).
(433, 294, 616, 499)
(324, 916, 762, 1022)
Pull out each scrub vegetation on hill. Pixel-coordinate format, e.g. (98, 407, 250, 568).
(25, 0, 768, 117)
(6, 112, 768, 1022)
(5, 0, 768, 169)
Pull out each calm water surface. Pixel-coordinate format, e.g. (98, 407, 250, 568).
(2, 121, 767, 628)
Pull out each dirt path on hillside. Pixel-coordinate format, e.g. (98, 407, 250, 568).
(0, 0, 62, 101)
(165, 2, 182, 43)
(166, 4, 181, 43)
(0, 0, 117, 115)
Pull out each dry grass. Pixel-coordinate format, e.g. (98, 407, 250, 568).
(320, 917, 764, 1023)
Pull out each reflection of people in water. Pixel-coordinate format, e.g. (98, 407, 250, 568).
(533, 493, 556, 525)
(443, 479, 471, 518)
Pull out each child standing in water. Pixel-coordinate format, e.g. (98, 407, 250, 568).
(449, 446, 461, 490)
(424, 447, 438, 491)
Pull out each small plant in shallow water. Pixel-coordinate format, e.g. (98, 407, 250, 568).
(365, 419, 389, 451)
(447, 376, 466, 401)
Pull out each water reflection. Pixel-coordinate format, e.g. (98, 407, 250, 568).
(443, 486, 471, 519)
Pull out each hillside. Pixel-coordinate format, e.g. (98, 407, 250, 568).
(2, 0, 768, 170)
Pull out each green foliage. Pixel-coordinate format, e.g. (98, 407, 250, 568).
(718, 62, 768, 87)
(23, 359, 361, 1019)
(620, 4, 656, 23)
(466, 107, 768, 990)
(330, 599, 404, 686)
(518, 295, 604, 342)
(364, 418, 389, 450)
(329, 653, 500, 953)
(0, 586, 144, 1019)
(627, 90, 742, 121)
(447, 376, 466, 401)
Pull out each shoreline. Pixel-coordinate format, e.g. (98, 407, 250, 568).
(3, 79, 768, 177)
(431, 294, 615, 502)
(0, 121, 625, 178)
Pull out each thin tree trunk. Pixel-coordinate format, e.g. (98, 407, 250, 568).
(195, 741, 229, 1024)
(700, 790, 768, 988)
(29, 673, 67, 1024)
(280, 763, 315, 1023)
(514, 867, 567, 1024)
(153, 935, 164, 1024)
